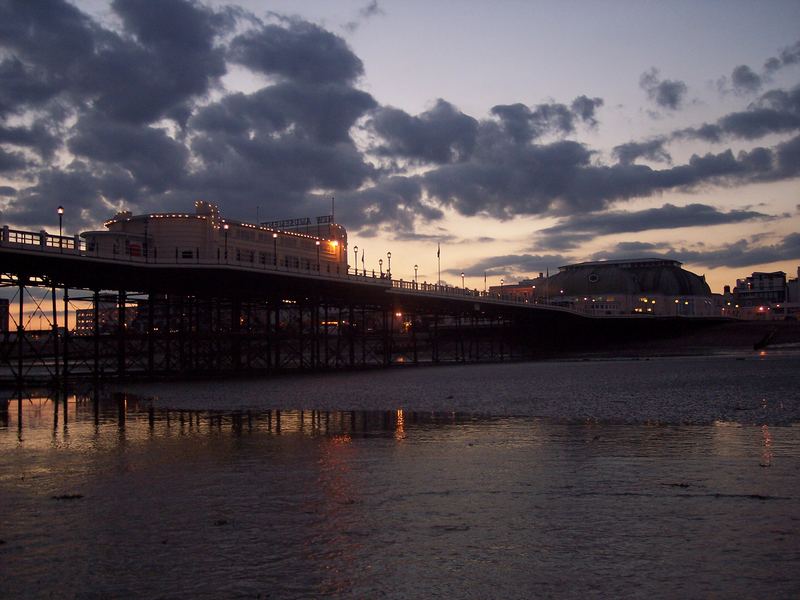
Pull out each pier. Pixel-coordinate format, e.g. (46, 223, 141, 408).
(0, 226, 723, 387)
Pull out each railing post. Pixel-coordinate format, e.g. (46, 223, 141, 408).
(1, 225, 8, 243)
(73, 235, 81, 254)
(39, 230, 47, 249)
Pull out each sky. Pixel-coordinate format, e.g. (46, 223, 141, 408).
(1, 0, 799, 292)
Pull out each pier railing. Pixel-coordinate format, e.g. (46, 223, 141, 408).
(0, 225, 578, 311)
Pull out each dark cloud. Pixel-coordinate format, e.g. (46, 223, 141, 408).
(448, 253, 568, 278)
(0, 3, 377, 227)
(614, 241, 659, 252)
(229, 20, 364, 85)
(570, 95, 604, 127)
(194, 81, 376, 144)
(0, 0, 797, 261)
(676, 85, 800, 142)
(0, 185, 16, 196)
(390, 231, 457, 243)
(0, 146, 28, 172)
(67, 112, 189, 192)
(0, 0, 231, 125)
(420, 124, 800, 221)
(0, 122, 61, 159)
(764, 39, 800, 74)
(371, 99, 478, 163)
(533, 203, 775, 251)
(640, 68, 688, 110)
(490, 97, 599, 144)
(612, 139, 671, 165)
(5, 164, 125, 228)
(329, 176, 441, 232)
(594, 233, 800, 270)
(731, 65, 762, 94)
(344, 0, 385, 33)
(184, 77, 377, 215)
(360, 0, 384, 18)
(187, 133, 375, 212)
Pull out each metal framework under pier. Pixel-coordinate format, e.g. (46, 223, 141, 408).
(1, 269, 531, 387)
(1, 242, 727, 388)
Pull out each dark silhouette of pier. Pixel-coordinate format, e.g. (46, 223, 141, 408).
(1, 228, 726, 387)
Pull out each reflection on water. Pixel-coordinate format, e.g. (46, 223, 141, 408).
(3, 391, 523, 450)
(1, 387, 799, 599)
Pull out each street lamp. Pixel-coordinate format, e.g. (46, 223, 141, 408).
(272, 232, 278, 266)
(379, 258, 383, 277)
(387, 251, 392, 279)
(57, 206, 64, 251)
(354, 245, 359, 276)
(461, 271, 465, 289)
(315, 240, 320, 272)
(414, 264, 418, 284)
(223, 223, 229, 262)
(500, 278, 504, 297)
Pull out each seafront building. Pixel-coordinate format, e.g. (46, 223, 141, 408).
(80, 201, 348, 275)
(490, 258, 715, 316)
(724, 268, 799, 319)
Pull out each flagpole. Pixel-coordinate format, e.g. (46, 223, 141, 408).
(437, 242, 441, 286)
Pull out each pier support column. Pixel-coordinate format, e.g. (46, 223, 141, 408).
(117, 289, 126, 379)
(147, 291, 155, 375)
(274, 300, 281, 370)
(231, 297, 242, 371)
(432, 313, 439, 363)
(62, 286, 70, 380)
(412, 311, 418, 364)
(17, 279, 24, 389)
(323, 303, 330, 368)
(92, 289, 100, 381)
(178, 295, 186, 372)
(51, 283, 60, 384)
(348, 304, 355, 367)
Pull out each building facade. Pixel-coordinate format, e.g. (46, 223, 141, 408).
(80, 201, 349, 275)
(494, 258, 715, 316)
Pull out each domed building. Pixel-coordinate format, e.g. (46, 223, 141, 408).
(540, 258, 715, 316)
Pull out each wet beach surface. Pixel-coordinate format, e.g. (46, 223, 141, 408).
(1, 352, 799, 598)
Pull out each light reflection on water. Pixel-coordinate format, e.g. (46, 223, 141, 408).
(3, 351, 800, 598)
(1, 386, 799, 599)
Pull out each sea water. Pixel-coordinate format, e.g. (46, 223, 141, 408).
(1, 353, 799, 598)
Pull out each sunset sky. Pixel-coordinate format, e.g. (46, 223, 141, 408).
(1, 0, 799, 291)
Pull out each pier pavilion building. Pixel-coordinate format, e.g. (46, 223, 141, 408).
(492, 258, 715, 316)
(80, 201, 348, 274)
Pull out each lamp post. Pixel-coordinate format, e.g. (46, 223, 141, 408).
(461, 271, 465, 289)
(354, 245, 359, 276)
(379, 258, 383, 277)
(223, 223, 229, 262)
(387, 251, 392, 279)
(414, 264, 418, 285)
(315, 240, 320, 272)
(500, 278, 504, 298)
(272, 232, 278, 266)
(57, 206, 64, 251)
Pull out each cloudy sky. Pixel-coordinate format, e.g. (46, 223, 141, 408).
(1, 0, 799, 291)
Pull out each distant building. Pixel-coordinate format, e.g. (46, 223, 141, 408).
(488, 273, 547, 303)
(733, 271, 786, 306)
(499, 258, 715, 316)
(728, 270, 793, 319)
(74, 300, 138, 335)
(785, 267, 799, 303)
